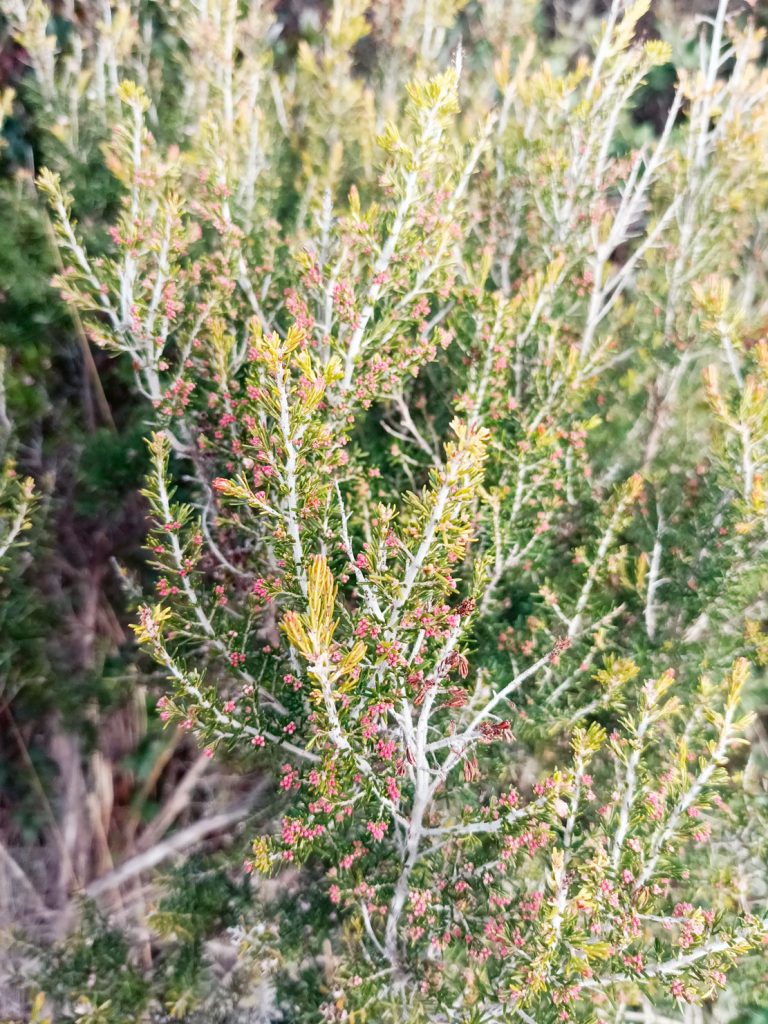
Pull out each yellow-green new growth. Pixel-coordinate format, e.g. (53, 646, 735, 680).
(282, 554, 366, 682)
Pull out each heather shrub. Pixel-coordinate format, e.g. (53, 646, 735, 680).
(3, 0, 768, 1021)
(0, 400, 33, 574)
